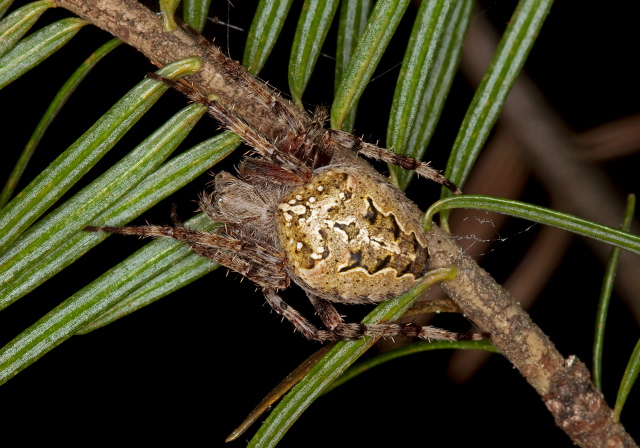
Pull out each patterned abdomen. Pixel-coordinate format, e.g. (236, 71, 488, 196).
(276, 166, 428, 304)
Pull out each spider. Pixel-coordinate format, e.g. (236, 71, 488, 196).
(86, 62, 482, 343)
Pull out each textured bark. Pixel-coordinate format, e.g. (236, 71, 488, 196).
(426, 225, 635, 447)
(54, 1, 637, 446)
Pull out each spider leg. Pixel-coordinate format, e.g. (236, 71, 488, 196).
(86, 224, 242, 251)
(262, 290, 477, 343)
(85, 224, 288, 289)
(176, 21, 309, 137)
(147, 72, 277, 157)
(308, 295, 484, 341)
(197, 191, 217, 223)
(328, 129, 462, 195)
(263, 288, 335, 341)
(147, 73, 312, 180)
(190, 242, 288, 289)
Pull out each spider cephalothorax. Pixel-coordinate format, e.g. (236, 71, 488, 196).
(87, 68, 481, 342)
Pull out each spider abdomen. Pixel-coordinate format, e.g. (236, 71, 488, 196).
(276, 165, 429, 304)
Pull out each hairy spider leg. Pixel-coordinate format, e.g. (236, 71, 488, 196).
(307, 294, 484, 341)
(263, 288, 485, 342)
(262, 288, 336, 341)
(328, 129, 462, 195)
(147, 73, 276, 156)
(176, 20, 310, 137)
(85, 224, 289, 289)
(147, 72, 313, 181)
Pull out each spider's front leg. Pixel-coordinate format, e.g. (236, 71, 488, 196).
(146, 72, 313, 180)
(328, 129, 462, 195)
(85, 222, 289, 290)
(85, 223, 244, 253)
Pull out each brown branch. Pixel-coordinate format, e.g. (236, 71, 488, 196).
(447, 3, 639, 386)
(426, 225, 635, 447)
(54, 1, 637, 446)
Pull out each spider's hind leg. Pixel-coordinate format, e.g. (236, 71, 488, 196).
(262, 288, 337, 341)
(308, 295, 483, 341)
(257, 289, 479, 343)
(328, 129, 461, 194)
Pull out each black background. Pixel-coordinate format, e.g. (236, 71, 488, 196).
(1, 1, 639, 446)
